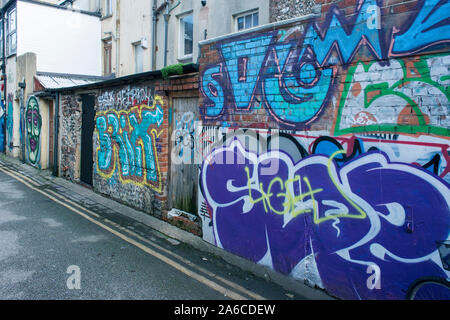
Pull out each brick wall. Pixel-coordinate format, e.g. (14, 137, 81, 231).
(198, 0, 450, 300)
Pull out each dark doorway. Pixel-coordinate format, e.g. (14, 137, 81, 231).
(48, 100, 54, 169)
(80, 95, 96, 186)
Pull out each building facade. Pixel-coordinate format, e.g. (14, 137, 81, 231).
(66, 0, 270, 77)
(0, 0, 102, 167)
(0, 0, 448, 301)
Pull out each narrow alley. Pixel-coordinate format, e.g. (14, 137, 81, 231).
(0, 157, 330, 300)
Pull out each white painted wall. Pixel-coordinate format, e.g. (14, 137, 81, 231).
(17, 1, 102, 76)
(98, 0, 269, 76)
(71, 0, 101, 12)
(118, 0, 152, 76)
(155, 0, 270, 70)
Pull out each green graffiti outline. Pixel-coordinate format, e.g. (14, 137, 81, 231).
(322, 150, 367, 223)
(244, 166, 323, 218)
(334, 53, 450, 137)
(243, 150, 368, 224)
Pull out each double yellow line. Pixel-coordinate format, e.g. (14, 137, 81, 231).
(0, 163, 266, 300)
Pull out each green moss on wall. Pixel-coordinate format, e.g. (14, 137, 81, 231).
(161, 64, 184, 80)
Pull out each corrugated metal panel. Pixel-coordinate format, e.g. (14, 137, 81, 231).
(35, 74, 103, 90)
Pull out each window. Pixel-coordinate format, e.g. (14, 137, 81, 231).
(134, 43, 143, 73)
(104, 0, 112, 17)
(6, 7, 16, 56)
(236, 11, 259, 32)
(179, 13, 193, 59)
(103, 40, 112, 75)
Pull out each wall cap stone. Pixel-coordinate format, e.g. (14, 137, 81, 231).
(198, 13, 319, 47)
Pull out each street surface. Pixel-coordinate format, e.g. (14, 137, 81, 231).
(0, 163, 313, 300)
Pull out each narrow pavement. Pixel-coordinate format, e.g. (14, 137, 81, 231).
(0, 158, 331, 300)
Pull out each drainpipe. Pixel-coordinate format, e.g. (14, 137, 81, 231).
(115, 0, 120, 76)
(1, 10, 6, 153)
(152, 1, 171, 70)
(52, 92, 59, 177)
(163, 0, 181, 67)
(151, 0, 157, 71)
(163, 2, 169, 67)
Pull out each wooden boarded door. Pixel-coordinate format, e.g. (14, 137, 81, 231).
(170, 97, 199, 216)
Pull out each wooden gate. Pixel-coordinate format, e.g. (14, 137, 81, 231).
(169, 97, 199, 216)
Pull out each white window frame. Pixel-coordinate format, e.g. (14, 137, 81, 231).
(178, 12, 193, 61)
(103, 39, 112, 75)
(6, 7, 16, 56)
(235, 9, 259, 32)
(133, 41, 144, 74)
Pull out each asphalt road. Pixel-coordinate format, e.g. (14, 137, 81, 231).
(0, 166, 309, 300)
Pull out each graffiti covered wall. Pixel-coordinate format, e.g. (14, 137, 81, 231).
(0, 100, 4, 152)
(25, 96, 42, 166)
(94, 86, 168, 215)
(198, 0, 450, 299)
(59, 74, 199, 226)
(6, 94, 14, 153)
(60, 83, 170, 217)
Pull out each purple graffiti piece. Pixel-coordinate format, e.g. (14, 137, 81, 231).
(255, 156, 311, 274)
(316, 245, 448, 300)
(314, 153, 450, 299)
(295, 161, 372, 254)
(26, 111, 32, 125)
(343, 153, 450, 259)
(201, 141, 450, 298)
(29, 138, 37, 152)
(254, 157, 372, 273)
(202, 141, 311, 271)
(201, 144, 267, 262)
(264, 210, 311, 274)
(215, 201, 268, 264)
(202, 141, 374, 274)
(201, 147, 255, 205)
(32, 110, 39, 126)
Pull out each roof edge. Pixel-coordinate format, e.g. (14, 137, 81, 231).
(8, 0, 102, 17)
(36, 71, 113, 81)
(50, 63, 199, 92)
(198, 13, 319, 46)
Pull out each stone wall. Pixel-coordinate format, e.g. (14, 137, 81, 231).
(60, 94, 82, 181)
(269, 0, 319, 22)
